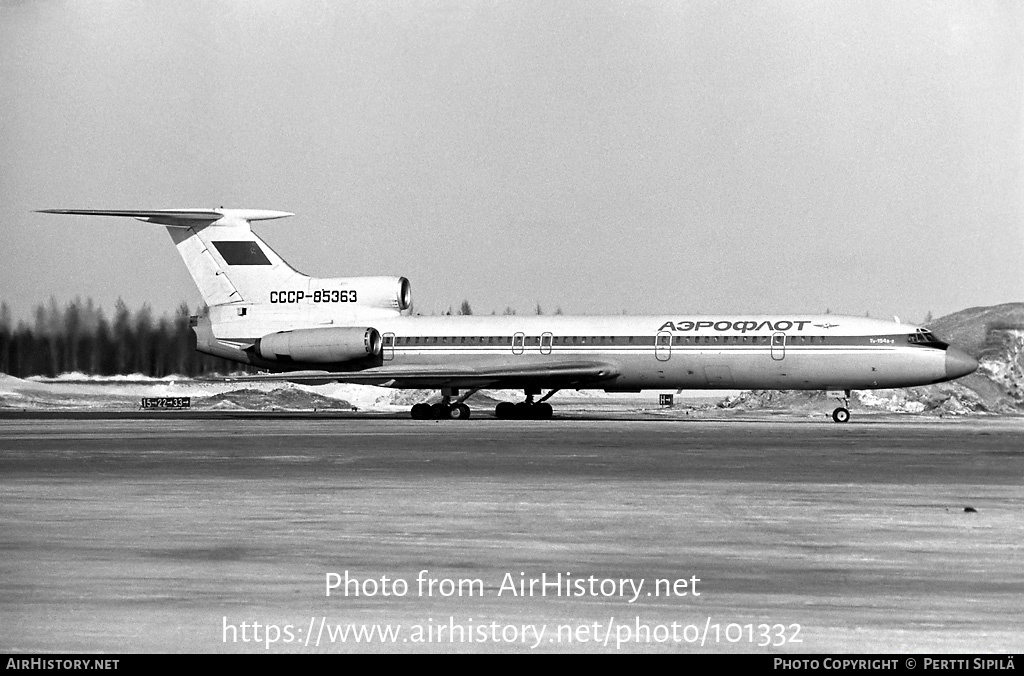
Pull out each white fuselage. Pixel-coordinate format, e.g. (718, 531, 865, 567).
(199, 309, 962, 391)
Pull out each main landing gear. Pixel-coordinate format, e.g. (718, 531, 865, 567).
(495, 389, 558, 420)
(831, 390, 852, 423)
(409, 388, 560, 420)
(410, 388, 477, 420)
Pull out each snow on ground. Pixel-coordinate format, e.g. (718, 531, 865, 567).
(6, 373, 998, 416)
(0, 373, 365, 411)
(0, 373, 731, 412)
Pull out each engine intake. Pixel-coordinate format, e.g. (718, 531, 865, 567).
(306, 276, 411, 311)
(358, 276, 411, 311)
(256, 327, 382, 363)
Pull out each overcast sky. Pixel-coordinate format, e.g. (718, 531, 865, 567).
(2, 0, 1021, 323)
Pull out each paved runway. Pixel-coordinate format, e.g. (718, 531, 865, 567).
(1, 415, 1022, 653)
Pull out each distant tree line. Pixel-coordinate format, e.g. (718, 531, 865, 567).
(0, 296, 590, 377)
(443, 301, 563, 316)
(0, 298, 249, 378)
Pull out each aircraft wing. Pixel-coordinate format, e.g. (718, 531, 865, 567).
(212, 360, 619, 389)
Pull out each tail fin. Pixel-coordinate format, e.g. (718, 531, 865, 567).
(38, 209, 305, 306)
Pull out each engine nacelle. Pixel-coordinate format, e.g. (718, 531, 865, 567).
(307, 276, 412, 312)
(256, 327, 382, 363)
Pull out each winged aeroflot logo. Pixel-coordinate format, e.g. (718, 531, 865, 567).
(814, 323, 840, 329)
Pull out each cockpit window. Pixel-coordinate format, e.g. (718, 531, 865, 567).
(908, 330, 943, 345)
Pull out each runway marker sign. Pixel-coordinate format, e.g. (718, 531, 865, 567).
(141, 397, 191, 409)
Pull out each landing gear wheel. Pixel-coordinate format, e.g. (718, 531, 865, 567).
(430, 403, 450, 419)
(535, 402, 553, 419)
(495, 402, 514, 419)
(832, 407, 850, 423)
(513, 402, 531, 419)
(449, 403, 471, 420)
(411, 403, 432, 420)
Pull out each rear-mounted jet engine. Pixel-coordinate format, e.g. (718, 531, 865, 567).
(255, 327, 382, 363)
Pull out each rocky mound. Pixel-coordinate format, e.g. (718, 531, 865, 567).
(198, 388, 354, 411)
(723, 303, 1024, 416)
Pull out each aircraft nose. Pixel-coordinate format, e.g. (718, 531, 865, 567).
(945, 347, 979, 380)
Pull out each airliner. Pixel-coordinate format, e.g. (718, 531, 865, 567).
(39, 208, 979, 421)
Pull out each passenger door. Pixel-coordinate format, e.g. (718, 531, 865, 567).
(655, 331, 672, 361)
(771, 332, 786, 361)
(540, 332, 553, 355)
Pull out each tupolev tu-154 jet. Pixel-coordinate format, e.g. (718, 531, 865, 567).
(39, 208, 979, 421)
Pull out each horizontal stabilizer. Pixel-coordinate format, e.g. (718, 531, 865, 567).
(39, 207, 302, 305)
(37, 209, 293, 227)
